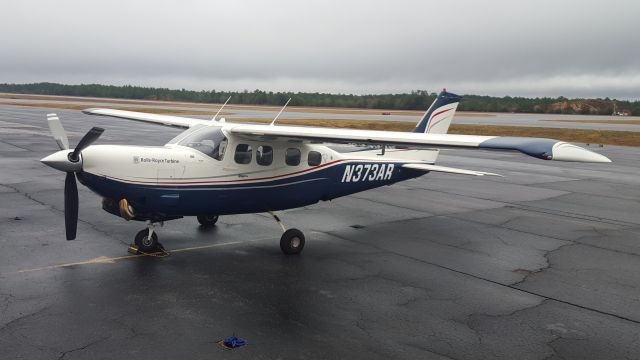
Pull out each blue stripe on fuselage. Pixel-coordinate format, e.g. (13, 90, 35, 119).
(77, 161, 423, 220)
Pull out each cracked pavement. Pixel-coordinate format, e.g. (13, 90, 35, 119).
(1, 104, 639, 359)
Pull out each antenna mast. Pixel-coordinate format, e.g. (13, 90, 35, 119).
(212, 96, 232, 121)
(270, 98, 291, 126)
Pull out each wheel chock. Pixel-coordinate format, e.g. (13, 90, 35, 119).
(127, 244, 140, 255)
(127, 243, 170, 257)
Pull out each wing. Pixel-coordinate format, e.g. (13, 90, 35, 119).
(82, 108, 206, 129)
(228, 124, 611, 163)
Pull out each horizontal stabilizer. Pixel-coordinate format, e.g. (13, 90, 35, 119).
(402, 163, 502, 177)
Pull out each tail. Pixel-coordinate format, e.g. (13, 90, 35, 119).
(413, 89, 461, 134)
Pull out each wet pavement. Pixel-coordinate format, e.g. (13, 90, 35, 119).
(1, 105, 639, 359)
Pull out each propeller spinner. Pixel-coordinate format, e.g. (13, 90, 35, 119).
(40, 114, 104, 240)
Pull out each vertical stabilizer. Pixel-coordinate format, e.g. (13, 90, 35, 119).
(413, 90, 462, 134)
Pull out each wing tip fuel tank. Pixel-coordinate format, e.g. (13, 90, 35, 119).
(479, 137, 611, 163)
(550, 142, 611, 163)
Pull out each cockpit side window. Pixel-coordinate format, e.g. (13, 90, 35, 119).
(175, 126, 227, 161)
(215, 138, 227, 161)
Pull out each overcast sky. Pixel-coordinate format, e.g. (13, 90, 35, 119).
(1, 0, 638, 99)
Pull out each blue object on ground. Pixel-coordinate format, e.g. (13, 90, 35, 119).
(223, 336, 246, 348)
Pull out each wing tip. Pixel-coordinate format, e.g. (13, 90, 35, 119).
(82, 108, 100, 115)
(479, 137, 612, 163)
(551, 142, 612, 163)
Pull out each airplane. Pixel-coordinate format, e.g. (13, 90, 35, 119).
(40, 90, 611, 255)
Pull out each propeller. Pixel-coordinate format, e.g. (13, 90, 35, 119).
(69, 127, 104, 162)
(47, 114, 69, 150)
(64, 172, 79, 239)
(42, 114, 104, 240)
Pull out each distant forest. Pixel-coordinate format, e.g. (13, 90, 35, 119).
(1, 82, 638, 115)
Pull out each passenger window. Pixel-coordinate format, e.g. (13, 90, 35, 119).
(256, 145, 273, 166)
(285, 148, 301, 166)
(234, 144, 253, 164)
(308, 151, 322, 166)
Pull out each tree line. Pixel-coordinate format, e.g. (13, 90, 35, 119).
(1, 82, 637, 115)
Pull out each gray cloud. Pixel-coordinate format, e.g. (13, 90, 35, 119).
(1, 0, 639, 98)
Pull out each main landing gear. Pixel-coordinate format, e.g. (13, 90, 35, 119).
(269, 212, 305, 255)
(197, 214, 219, 227)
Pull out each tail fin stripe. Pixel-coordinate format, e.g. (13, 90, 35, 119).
(427, 115, 452, 133)
(426, 108, 453, 133)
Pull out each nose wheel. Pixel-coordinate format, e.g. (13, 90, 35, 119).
(134, 229, 159, 253)
(133, 221, 163, 253)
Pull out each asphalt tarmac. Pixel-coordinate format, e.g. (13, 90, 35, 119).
(1, 105, 640, 359)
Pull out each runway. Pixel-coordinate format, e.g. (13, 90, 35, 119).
(3, 94, 640, 131)
(1, 104, 639, 359)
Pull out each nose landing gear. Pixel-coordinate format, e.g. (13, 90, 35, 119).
(132, 221, 165, 254)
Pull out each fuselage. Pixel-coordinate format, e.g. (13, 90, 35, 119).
(76, 125, 430, 221)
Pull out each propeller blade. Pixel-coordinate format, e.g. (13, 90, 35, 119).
(70, 127, 104, 162)
(47, 114, 69, 150)
(64, 172, 78, 240)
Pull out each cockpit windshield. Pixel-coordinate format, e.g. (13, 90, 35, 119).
(169, 125, 227, 161)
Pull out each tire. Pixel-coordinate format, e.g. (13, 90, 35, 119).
(134, 229, 159, 253)
(197, 215, 219, 227)
(280, 228, 305, 255)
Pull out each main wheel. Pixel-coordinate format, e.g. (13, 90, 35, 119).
(280, 228, 305, 255)
(134, 229, 159, 253)
(197, 215, 219, 227)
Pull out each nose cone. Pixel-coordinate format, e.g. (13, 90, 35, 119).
(41, 150, 82, 172)
(551, 142, 612, 163)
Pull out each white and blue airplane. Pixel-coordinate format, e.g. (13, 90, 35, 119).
(40, 90, 611, 254)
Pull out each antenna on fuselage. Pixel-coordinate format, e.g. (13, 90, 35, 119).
(270, 98, 291, 126)
(212, 96, 232, 121)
